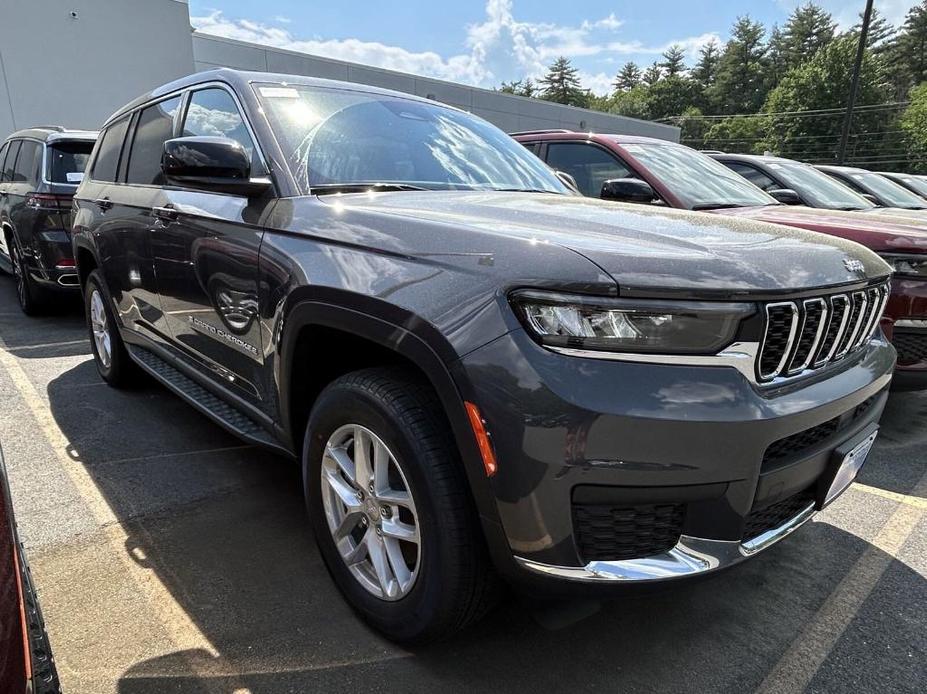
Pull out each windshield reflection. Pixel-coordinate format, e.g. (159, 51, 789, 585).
(772, 162, 874, 210)
(255, 84, 569, 195)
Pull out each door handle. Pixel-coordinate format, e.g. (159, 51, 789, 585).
(152, 205, 178, 223)
(94, 197, 112, 211)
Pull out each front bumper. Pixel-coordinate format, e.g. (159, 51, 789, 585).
(456, 328, 894, 589)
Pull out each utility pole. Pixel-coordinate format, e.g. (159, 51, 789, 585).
(837, 0, 874, 164)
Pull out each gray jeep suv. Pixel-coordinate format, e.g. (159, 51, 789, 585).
(72, 69, 895, 643)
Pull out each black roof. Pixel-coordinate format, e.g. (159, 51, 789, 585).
(5, 126, 97, 143)
(105, 67, 443, 126)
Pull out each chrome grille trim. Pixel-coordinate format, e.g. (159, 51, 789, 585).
(758, 282, 889, 384)
(758, 302, 799, 380)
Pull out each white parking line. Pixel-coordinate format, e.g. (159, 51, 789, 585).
(756, 470, 927, 694)
(6, 339, 89, 353)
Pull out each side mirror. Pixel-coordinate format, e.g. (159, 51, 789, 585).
(162, 136, 271, 197)
(768, 188, 802, 205)
(600, 178, 655, 203)
(861, 193, 880, 205)
(555, 170, 580, 194)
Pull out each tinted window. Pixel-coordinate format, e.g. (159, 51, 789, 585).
(183, 88, 260, 172)
(48, 140, 94, 184)
(770, 162, 873, 210)
(0, 143, 9, 180)
(1, 141, 20, 183)
(127, 96, 182, 185)
(92, 118, 130, 183)
(255, 84, 567, 195)
(546, 142, 633, 197)
(725, 162, 778, 191)
(849, 170, 927, 209)
(13, 141, 42, 184)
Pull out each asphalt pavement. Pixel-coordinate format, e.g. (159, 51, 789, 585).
(0, 275, 923, 694)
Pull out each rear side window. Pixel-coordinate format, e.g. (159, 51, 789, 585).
(92, 118, 130, 183)
(13, 141, 42, 184)
(182, 88, 261, 173)
(0, 143, 9, 179)
(48, 140, 94, 184)
(1, 141, 20, 183)
(546, 142, 633, 198)
(127, 96, 182, 186)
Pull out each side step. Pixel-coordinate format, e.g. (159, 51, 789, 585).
(127, 344, 287, 454)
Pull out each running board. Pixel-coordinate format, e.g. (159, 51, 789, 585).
(127, 344, 286, 454)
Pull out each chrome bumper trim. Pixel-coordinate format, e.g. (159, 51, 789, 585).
(515, 502, 817, 583)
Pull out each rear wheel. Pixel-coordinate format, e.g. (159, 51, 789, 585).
(9, 241, 45, 316)
(84, 270, 138, 387)
(304, 368, 499, 643)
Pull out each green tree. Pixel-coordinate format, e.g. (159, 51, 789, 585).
(701, 116, 770, 154)
(642, 61, 663, 86)
(781, 2, 836, 69)
(889, 2, 927, 90)
(691, 39, 721, 88)
(765, 25, 788, 89)
(538, 56, 587, 106)
(713, 16, 768, 114)
(661, 44, 687, 77)
(900, 83, 927, 172)
(613, 62, 642, 92)
(608, 86, 652, 120)
(854, 6, 896, 51)
(646, 76, 702, 120)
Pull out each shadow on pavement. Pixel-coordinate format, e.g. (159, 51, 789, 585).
(42, 360, 926, 694)
(0, 276, 86, 359)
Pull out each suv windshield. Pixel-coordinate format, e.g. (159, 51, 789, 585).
(621, 142, 776, 209)
(770, 161, 874, 210)
(849, 170, 927, 209)
(885, 173, 927, 198)
(47, 140, 94, 184)
(255, 83, 569, 195)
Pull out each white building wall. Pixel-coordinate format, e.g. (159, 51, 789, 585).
(0, 0, 195, 139)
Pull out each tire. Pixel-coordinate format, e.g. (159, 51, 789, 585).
(84, 270, 138, 387)
(9, 239, 46, 316)
(304, 367, 500, 643)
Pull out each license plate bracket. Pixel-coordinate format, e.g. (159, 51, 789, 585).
(818, 424, 878, 509)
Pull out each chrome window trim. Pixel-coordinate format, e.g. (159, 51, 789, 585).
(514, 503, 816, 583)
(758, 301, 799, 381)
(786, 298, 828, 375)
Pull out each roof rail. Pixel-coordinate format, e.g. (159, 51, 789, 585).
(508, 129, 574, 136)
(31, 125, 66, 132)
(700, 149, 725, 154)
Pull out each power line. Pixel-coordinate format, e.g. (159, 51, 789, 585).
(660, 101, 910, 122)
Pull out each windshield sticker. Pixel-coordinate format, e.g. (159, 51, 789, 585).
(260, 87, 299, 99)
(66, 172, 84, 183)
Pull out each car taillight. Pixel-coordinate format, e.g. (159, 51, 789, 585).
(26, 193, 71, 210)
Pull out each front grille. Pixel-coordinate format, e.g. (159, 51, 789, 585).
(742, 488, 816, 542)
(573, 502, 684, 562)
(758, 283, 889, 383)
(893, 331, 927, 365)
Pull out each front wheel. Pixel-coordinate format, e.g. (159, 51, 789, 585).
(304, 368, 499, 643)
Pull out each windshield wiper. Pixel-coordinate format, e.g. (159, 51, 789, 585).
(485, 187, 561, 194)
(312, 182, 430, 195)
(691, 202, 746, 210)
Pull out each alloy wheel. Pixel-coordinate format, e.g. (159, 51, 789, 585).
(10, 245, 26, 309)
(320, 424, 421, 601)
(89, 289, 112, 369)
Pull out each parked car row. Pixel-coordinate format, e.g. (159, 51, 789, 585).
(0, 69, 911, 645)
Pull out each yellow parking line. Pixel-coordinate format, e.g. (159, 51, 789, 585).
(852, 482, 927, 510)
(756, 470, 927, 694)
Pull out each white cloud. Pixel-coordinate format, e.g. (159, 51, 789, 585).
(272, 15, 292, 24)
(775, 0, 916, 30)
(191, 1, 720, 96)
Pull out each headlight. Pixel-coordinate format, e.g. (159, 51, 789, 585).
(510, 290, 755, 355)
(882, 253, 927, 278)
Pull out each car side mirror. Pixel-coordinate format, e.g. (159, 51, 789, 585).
(555, 170, 580, 194)
(600, 178, 655, 203)
(162, 136, 271, 197)
(861, 193, 880, 205)
(768, 188, 802, 205)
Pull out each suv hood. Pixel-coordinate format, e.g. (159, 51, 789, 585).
(316, 192, 890, 296)
(716, 204, 927, 254)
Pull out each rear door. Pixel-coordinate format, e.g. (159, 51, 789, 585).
(6, 140, 49, 273)
(152, 85, 272, 407)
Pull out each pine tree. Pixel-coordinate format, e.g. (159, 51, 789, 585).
(781, 2, 836, 69)
(766, 25, 788, 87)
(642, 62, 663, 86)
(613, 62, 642, 92)
(714, 16, 768, 113)
(892, 2, 927, 87)
(661, 44, 686, 77)
(691, 40, 721, 87)
(539, 56, 586, 106)
(854, 6, 896, 51)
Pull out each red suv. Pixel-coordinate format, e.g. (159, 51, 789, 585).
(513, 130, 927, 389)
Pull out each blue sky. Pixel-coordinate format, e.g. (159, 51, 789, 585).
(188, 1, 918, 95)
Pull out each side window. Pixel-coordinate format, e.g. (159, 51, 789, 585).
(182, 88, 261, 173)
(725, 162, 778, 191)
(13, 141, 41, 184)
(545, 142, 632, 198)
(1, 141, 21, 183)
(126, 96, 182, 186)
(837, 174, 865, 194)
(0, 143, 9, 181)
(520, 142, 539, 155)
(92, 117, 131, 183)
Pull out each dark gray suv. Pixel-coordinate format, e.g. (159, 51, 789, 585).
(72, 69, 895, 643)
(0, 127, 96, 314)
